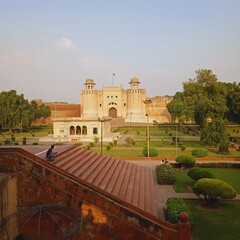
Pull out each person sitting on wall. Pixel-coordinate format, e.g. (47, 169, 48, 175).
(46, 145, 57, 161)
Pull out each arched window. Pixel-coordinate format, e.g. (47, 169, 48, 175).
(70, 126, 75, 135)
(82, 126, 87, 135)
(76, 126, 81, 135)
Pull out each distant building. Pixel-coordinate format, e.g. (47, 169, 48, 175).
(40, 77, 172, 143)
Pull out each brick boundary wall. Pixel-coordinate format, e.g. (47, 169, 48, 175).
(0, 148, 191, 240)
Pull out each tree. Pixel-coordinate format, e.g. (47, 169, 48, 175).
(168, 69, 229, 153)
(0, 90, 51, 131)
(201, 117, 229, 153)
(225, 82, 240, 123)
(193, 178, 236, 207)
(166, 92, 185, 122)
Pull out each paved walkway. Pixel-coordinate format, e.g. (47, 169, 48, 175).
(128, 160, 240, 219)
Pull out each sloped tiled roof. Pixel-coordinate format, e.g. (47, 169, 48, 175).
(36, 145, 159, 217)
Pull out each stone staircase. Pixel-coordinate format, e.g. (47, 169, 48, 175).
(40, 146, 159, 217)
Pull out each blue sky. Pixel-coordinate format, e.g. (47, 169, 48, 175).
(0, 0, 239, 103)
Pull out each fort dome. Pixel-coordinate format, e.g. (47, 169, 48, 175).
(84, 78, 95, 85)
(129, 76, 140, 84)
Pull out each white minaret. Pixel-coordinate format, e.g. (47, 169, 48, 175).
(80, 79, 98, 119)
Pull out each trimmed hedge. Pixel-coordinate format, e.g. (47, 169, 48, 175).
(175, 154, 196, 168)
(193, 178, 236, 201)
(156, 163, 176, 184)
(191, 148, 208, 158)
(188, 167, 215, 181)
(143, 147, 158, 157)
(166, 198, 192, 224)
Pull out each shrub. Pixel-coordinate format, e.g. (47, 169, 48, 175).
(83, 145, 90, 150)
(143, 147, 158, 157)
(166, 198, 192, 224)
(125, 137, 135, 146)
(188, 167, 215, 182)
(11, 134, 15, 142)
(156, 163, 176, 184)
(109, 142, 113, 147)
(89, 142, 95, 147)
(22, 137, 27, 145)
(13, 142, 19, 145)
(193, 178, 236, 206)
(106, 144, 111, 150)
(191, 148, 208, 158)
(175, 154, 196, 169)
(4, 139, 10, 145)
(32, 142, 38, 145)
(113, 139, 117, 145)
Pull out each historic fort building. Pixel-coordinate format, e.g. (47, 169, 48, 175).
(40, 77, 172, 143)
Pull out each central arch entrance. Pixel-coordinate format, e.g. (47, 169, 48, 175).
(109, 107, 117, 118)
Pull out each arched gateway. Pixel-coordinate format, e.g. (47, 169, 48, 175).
(109, 107, 117, 118)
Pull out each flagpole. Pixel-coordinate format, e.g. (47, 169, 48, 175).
(112, 73, 115, 87)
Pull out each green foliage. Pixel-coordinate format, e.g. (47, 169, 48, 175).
(156, 163, 176, 184)
(193, 178, 236, 204)
(166, 92, 185, 122)
(89, 142, 95, 147)
(201, 118, 229, 153)
(22, 137, 27, 145)
(166, 198, 192, 224)
(225, 82, 240, 123)
(4, 139, 10, 145)
(32, 142, 38, 145)
(106, 144, 111, 150)
(109, 142, 113, 147)
(125, 137, 134, 146)
(188, 167, 215, 181)
(113, 139, 117, 145)
(83, 145, 90, 150)
(175, 154, 196, 168)
(191, 148, 208, 158)
(142, 146, 158, 157)
(0, 90, 50, 131)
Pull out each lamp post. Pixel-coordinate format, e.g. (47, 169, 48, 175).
(143, 99, 152, 158)
(146, 113, 150, 158)
(98, 118, 105, 154)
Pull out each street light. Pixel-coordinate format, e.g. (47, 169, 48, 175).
(146, 113, 150, 158)
(98, 118, 105, 154)
(143, 99, 152, 158)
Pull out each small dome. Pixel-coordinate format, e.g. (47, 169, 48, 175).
(129, 76, 140, 84)
(84, 78, 95, 85)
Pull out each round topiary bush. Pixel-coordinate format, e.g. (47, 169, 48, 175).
(188, 167, 215, 181)
(193, 178, 236, 205)
(175, 154, 196, 169)
(191, 148, 208, 158)
(143, 147, 158, 157)
(156, 163, 176, 184)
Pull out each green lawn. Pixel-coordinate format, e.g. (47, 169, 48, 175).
(186, 200, 240, 240)
(174, 168, 240, 193)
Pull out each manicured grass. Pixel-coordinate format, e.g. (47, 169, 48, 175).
(185, 199, 240, 240)
(174, 168, 240, 193)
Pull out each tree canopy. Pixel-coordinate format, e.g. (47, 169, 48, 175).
(0, 90, 50, 132)
(167, 69, 239, 153)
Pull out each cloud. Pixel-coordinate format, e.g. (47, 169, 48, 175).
(56, 37, 74, 49)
